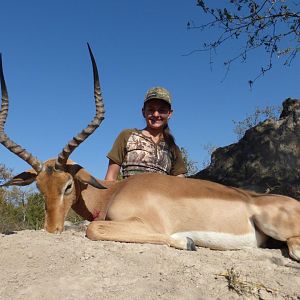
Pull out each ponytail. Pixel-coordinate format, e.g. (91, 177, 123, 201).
(163, 124, 176, 151)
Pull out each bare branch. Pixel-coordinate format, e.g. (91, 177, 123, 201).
(188, 0, 300, 84)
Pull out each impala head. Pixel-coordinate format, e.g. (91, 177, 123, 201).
(0, 44, 106, 233)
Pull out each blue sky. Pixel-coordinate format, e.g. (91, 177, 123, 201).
(1, 1, 299, 179)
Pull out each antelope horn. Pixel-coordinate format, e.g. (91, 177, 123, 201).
(0, 54, 43, 173)
(55, 44, 105, 171)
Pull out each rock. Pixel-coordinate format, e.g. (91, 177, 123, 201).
(193, 98, 300, 200)
(64, 220, 90, 231)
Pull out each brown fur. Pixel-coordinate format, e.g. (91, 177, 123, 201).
(4, 158, 300, 261)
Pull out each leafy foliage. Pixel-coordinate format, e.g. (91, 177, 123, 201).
(0, 163, 13, 184)
(0, 163, 44, 232)
(188, 0, 300, 84)
(0, 190, 45, 233)
(180, 147, 199, 176)
(24, 193, 45, 230)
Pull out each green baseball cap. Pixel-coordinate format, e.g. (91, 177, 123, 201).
(144, 87, 172, 105)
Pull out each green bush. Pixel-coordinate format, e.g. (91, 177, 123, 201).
(0, 196, 22, 233)
(0, 191, 45, 233)
(0, 164, 44, 232)
(23, 193, 45, 230)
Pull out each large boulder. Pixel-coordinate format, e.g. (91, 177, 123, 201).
(193, 98, 300, 200)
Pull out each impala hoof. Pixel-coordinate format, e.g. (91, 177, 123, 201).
(187, 237, 196, 251)
(287, 237, 300, 262)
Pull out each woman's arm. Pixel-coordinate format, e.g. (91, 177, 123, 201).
(105, 159, 121, 181)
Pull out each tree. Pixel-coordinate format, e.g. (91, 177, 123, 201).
(233, 105, 281, 139)
(24, 193, 45, 230)
(201, 143, 217, 168)
(0, 163, 13, 184)
(180, 147, 199, 176)
(188, 0, 300, 85)
(0, 164, 44, 232)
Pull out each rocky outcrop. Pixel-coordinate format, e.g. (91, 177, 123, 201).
(194, 98, 300, 200)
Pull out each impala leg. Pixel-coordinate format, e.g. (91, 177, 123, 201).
(287, 237, 300, 261)
(86, 220, 196, 251)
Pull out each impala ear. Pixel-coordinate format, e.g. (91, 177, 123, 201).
(75, 169, 107, 190)
(1, 169, 37, 187)
(67, 164, 107, 190)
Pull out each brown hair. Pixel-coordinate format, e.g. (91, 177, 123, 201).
(163, 124, 176, 151)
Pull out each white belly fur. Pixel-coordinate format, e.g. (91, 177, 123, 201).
(170, 230, 263, 250)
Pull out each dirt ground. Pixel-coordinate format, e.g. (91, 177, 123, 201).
(1, 226, 300, 300)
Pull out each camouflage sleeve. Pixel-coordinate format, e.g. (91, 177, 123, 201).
(170, 145, 187, 176)
(106, 129, 133, 166)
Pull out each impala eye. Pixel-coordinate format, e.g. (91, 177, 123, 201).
(65, 183, 73, 195)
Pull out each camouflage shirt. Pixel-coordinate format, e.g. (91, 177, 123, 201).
(107, 129, 187, 178)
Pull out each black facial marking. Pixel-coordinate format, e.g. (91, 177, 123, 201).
(46, 166, 54, 174)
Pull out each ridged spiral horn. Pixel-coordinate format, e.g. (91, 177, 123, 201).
(0, 54, 43, 173)
(55, 43, 105, 171)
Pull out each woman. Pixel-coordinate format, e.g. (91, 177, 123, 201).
(105, 86, 187, 181)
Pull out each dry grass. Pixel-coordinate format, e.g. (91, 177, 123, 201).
(218, 267, 276, 297)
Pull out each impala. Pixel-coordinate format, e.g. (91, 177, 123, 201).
(1, 46, 300, 262)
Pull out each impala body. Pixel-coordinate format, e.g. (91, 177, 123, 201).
(1, 46, 300, 262)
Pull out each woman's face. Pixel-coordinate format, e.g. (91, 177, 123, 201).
(142, 99, 173, 131)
